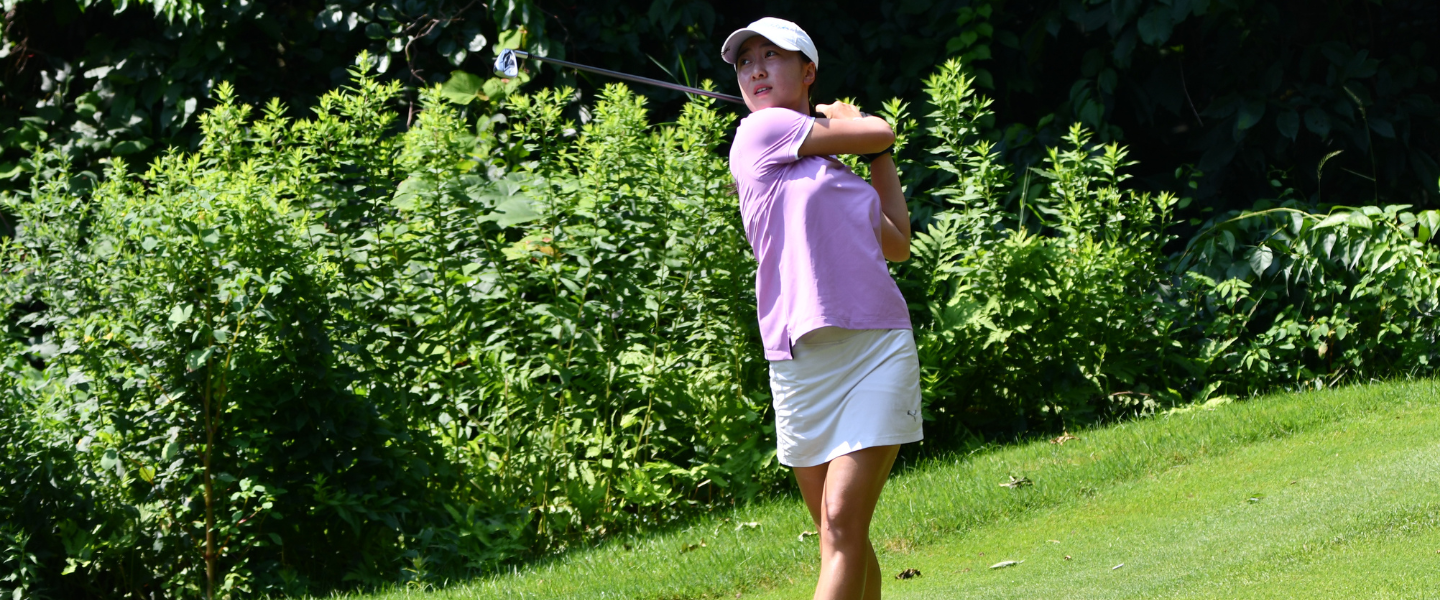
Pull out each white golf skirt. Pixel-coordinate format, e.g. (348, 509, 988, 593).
(768, 327, 924, 468)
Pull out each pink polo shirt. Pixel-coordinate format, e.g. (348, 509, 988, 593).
(730, 107, 912, 361)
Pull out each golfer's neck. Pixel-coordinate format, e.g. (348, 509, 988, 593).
(748, 88, 809, 116)
(774, 93, 808, 116)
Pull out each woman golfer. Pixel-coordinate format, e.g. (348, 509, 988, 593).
(723, 17, 922, 600)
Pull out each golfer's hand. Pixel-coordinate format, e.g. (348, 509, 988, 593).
(815, 102, 864, 120)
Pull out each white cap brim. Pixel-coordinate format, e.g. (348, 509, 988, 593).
(720, 18, 818, 69)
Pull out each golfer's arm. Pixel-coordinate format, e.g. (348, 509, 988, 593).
(797, 116, 894, 157)
(870, 154, 911, 262)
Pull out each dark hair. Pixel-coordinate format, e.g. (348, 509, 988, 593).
(802, 57, 816, 116)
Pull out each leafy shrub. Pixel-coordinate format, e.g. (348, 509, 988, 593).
(0, 61, 772, 596)
(909, 59, 1185, 439)
(0, 0, 554, 200)
(0, 71, 461, 597)
(0, 50, 1436, 599)
(382, 78, 776, 547)
(0, 339, 79, 600)
(1174, 195, 1440, 398)
(905, 59, 1440, 442)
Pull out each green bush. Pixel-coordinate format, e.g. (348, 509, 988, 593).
(1174, 195, 1440, 398)
(385, 77, 776, 545)
(0, 0, 555, 198)
(0, 53, 1436, 598)
(905, 59, 1440, 441)
(0, 71, 458, 597)
(909, 60, 1185, 439)
(0, 61, 772, 596)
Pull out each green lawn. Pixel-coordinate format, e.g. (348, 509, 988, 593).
(348, 379, 1440, 600)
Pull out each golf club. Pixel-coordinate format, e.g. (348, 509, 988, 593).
(494, 48, 745, 105)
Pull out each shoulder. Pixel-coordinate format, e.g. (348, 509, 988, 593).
(731, 108, 814, 178)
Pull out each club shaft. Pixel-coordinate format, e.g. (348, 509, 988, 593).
(511, 50, 744, 104)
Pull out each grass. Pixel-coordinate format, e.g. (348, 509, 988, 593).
(346, 379, 1440, 599)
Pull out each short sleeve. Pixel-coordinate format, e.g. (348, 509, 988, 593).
(730, 108, 814, 180)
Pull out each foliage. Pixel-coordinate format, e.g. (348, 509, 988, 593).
(0, 60, 773, 596)
(1174, 193, 1440, 398)
(960, 0, 1440, 209)
(8, 0, 210, 24)
(906, 57, 1440, 441)
(379, 75, 777, 550)
(0, 0, 553, 203)
(4, 0, 1435, 233)
(909, 58, 1185, 438)
(0, 340, 76, 600)
(0, 39, 1437, 600)
(0, 70, 465, 597)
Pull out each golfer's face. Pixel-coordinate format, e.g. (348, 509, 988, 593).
(735, 38, 811, 113)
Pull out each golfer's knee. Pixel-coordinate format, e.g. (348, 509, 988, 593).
(819, 498, 868, 548)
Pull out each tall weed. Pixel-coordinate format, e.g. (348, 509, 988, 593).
(906, 59, 1440, 441)
(909, 60, 1184, 439)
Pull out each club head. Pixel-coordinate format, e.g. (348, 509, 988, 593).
(494, 49, 520, 78)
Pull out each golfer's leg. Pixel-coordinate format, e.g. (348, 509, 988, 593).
(814, 444, 901, 600)
(861, 448, 898, 600)
(797, 461, 885, 600)
(794, 462, 830, 529)
(862, 543, 882, 600)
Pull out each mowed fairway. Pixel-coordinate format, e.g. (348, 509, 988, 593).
(753, 382, 1440, 599)
(349, 380, 1440, 600)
